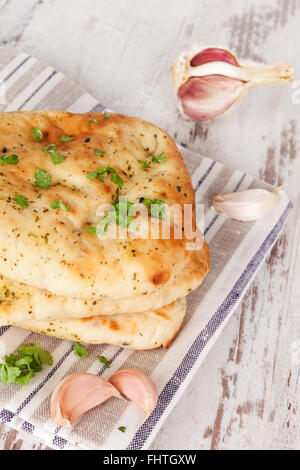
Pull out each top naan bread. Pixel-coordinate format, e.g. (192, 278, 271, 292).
(0, 111, 208, 299)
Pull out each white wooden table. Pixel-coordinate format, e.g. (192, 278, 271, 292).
(0, 0, 299, 450)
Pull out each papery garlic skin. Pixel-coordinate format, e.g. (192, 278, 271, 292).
(51, 373, 121, 427)
(109, 368, 158, 418)
(212, 188, 282, 222)
(172, 45, 293, 121)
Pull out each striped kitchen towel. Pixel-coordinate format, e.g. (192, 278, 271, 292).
(0, 48, 292, 450)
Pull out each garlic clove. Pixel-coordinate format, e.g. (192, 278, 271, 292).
(109, 368, 158, 418)
(212, 188, 282, 222)
(190, 47, 239, 67)
(172, 45, 293, 121)
(51, 373, 121, 427)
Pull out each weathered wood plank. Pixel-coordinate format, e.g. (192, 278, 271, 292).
(0, 422, 51, 450)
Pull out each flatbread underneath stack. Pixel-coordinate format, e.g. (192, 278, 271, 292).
(0, 299, 186, 350)
(0, 111, 209, 349)
(0, 242, 209, 322)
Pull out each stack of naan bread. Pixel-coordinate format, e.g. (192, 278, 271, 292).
(0, 111, 209, 349)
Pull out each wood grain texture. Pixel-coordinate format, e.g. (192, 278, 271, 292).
(0, 0, 299, 450)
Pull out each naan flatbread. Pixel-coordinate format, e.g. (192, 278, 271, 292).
(0, 299, 186, 350)
(0, 111, 208, 300)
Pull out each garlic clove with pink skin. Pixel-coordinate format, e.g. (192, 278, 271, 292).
(51, 373, 122, 427)
(109, 369, 158, 418)
(172, 45, 293, 121)
(212, 188, 282, 222)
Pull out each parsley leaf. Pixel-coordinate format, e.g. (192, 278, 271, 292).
(51, 200, 70, 212)
(142, 197, 166, 219)
(115, 198, 135, 227)
(87, 166, 124, 189)
(94, 197, 136, 235)
(94, 149, 105, 155)
(96, 211, 116, 235)
(150, 198, 166, 219)
(86, 226, 97, 234)
(103, 111, 110, 120)
(0, 340, 53, 386)
(38, 349, 53, 366)
(44, 144, 65, 164)
(87, 167, 106, 181)
(87, 171, 99, 180)
(152, 152, 168, 163)
(93, 196, 166, 236)
(34, 168, 52, 189)
(14, 356, 33, 369)
(73, 342, 87, 358)
(44, 143, 57, 152)
(141, 198, 153, 209)
(86, 118, 99, 128)
(0, 154, 19, 165)
(31, 127, 43, 142)
(97, 355, 110, 368)
(17, 341, 53, 367)
(4, 354, 18, 366)
(118, 426, 126, 433)
(50, 152, 65, 164)
(0, 363, 21, 383)
(110, 172, 124, 189)
(59, 135, 74, 143)
(139, 160, 149, 169)
(15, 194, 28, 208)
(16, 374, 32, 386)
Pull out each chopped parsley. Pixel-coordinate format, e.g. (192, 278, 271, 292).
(142, 197, 166, 219)
(15, 194, 28, 208)
(86, 118, 99, 128)
(97, 355, 110, 368)
(0, 154, 19, 165)
(50, 200, 70, 212)
(103, 111, 110, 120)
(59, 135, 74, 142)
(86, 226, 97, 234)
(0, 340, 53, 386)
(139, 153, 167, 170)
(94, 149, 105, 155)
(73, 342, 87, 358)
(34, 168, 52, 189)
(44, 144, 65, 165)
(110, 172, 124, 189)
(152, 152, 168, 163)
(114, 198, 136, 227)
(50, 152, 64, 164)
(140, 198, 152, 209)
(92, 196, 166, 236)
(139, 160, 149, 169)
(30, 127, 43, 142)
(44, 143, 57, 152)
(118, 426, 126, 433)
(88, 198, 135, 236)
(98, 198, 137, 234)
(87, 165, 124, 189)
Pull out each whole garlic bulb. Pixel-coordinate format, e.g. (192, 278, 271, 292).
(171, 45, 293, 121)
